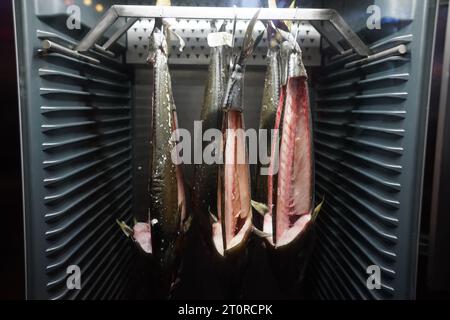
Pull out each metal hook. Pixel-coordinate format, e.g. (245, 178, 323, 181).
(231, 5, 238, 48)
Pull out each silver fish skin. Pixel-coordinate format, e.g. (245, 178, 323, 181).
(193, 23, 228, 224)
(255, 38, 281, 202)
(148, 26, 187, 266)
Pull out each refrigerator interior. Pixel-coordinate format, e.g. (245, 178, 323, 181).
(13, 0, 438, 299)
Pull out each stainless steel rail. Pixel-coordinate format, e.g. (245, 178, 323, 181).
(344, 44, 408, 69)
(76, 5, 371, 57)
(41, 40, 101, 64)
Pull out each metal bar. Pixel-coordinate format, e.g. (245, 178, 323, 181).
(77, 5, 370, 57)
(310, 21, 346, 55)
(76, 6, 120, 52)
(42, 40, 100, 64)
(102, 18, 139, 51)
(114, 6, 335, 20)
(94, 44, 116, 58)
(328, 34, 413, 67)
(329, 11, 372, 56)
(36, 29, 116, 59)
(344, 44, 407, 69)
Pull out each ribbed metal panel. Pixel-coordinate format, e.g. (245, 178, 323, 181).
(15, 0, 135, 300)
(310, 0, 437, 300)
(40, 52, 134, 300)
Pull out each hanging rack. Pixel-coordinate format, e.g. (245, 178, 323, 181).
(75, 5, 372, 57)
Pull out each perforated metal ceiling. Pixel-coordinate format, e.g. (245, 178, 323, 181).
(127, 18, 321, 65)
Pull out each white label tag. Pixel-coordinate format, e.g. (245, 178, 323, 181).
(207, 32, 233, 48)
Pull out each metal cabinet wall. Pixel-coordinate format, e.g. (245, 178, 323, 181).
(310, 0, 437, 299)
(14, 0, 135, 299)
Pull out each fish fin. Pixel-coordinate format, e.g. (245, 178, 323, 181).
(284, 1, 296, 30)
(268, 0, 296, 8)
(252, 226, 272, 238)
(268, 0, 277, 9)
(219, 20, 227, 32)
(182, 215, 193, 234)
(177, 201, 186, 229)
(239, 8, 262, 63)
(116, 219, 133, 238)
(312, 196, 325, 222)
(133, 217, 138, 226)
(163, 22, 185, 52)
(253, 28, 265, 52)
(277, 27, 297, 45)
(171, 30, 186, 52)
(178, 201, 185, 215)
(208, 206, 219, 224)
(251, 200, 270, 216)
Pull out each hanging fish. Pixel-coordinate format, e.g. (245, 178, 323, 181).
(201, 10, 265, 299)
(251, 28, 316, 247)
(193, 21, 229, 244)
(253, 0, 294, 204)
(252, 28, 323, 297)
(254, 22, 282, 204)
(149, 19, 188, 248)
(118, 18, 189, 298)
(212, 9, 264, 257)
(272, 37, 313, 247)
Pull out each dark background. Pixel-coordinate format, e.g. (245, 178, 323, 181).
(0, 0, 25, 300)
